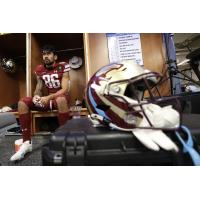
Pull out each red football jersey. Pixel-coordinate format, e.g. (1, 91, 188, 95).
(35, 62, 70, 93)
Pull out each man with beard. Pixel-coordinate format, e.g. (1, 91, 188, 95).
(10, 45, 70, 161)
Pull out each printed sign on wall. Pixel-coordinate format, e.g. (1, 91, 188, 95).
(106, 33, 143, 65)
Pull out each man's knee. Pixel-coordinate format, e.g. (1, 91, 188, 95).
(20, 97, 33, 107)
(55, 96, 68, 110)
(56, 96, 67, 105)
(18, 100, 28, 113)
(18, 97, 33, 112)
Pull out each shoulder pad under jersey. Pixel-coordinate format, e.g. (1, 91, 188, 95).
(35, 64, 45, 76)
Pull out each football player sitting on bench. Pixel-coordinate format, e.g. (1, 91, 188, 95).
(10, 45, 70, 161)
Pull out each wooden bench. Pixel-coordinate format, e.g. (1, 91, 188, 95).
(11, 108, 88, 134)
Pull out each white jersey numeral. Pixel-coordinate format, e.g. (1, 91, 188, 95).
(42, 74, 61, 88)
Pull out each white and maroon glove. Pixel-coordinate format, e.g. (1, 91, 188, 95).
(132, 104, 179, 152)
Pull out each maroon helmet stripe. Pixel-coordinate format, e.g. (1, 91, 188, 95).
(90, 88, 139, 129)
(86, 87, 106, 115)
(104, 95, 143, 118)
(86, 87, 142, 129)
(104, 95, 129, 110)
(105, 107, 137, 129)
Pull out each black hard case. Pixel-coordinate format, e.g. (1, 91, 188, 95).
(42, 117, 197, 166)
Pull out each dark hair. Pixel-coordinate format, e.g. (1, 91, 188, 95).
(42, 45, 56, 54)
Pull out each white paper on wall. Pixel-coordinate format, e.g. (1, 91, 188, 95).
(106, 33, 143, 66)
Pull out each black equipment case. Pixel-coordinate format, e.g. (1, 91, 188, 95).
(42, 118, 200, 166)
(42, 117, 199, 166)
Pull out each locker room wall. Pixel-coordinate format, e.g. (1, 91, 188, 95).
(84, 33, 171, 96)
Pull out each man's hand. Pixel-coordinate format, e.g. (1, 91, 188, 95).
(33, 95, 44, 107)
(40, 96, 51, 106)
(33, 95, 41, 104)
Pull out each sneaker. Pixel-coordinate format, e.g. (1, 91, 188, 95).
(10, 140, 32, 161)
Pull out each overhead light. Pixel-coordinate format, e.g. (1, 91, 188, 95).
(0, 33, 9, 36)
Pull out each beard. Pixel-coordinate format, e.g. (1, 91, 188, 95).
(44, 59, 54, 69)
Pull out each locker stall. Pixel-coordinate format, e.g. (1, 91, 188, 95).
(0, 33, 26, 108)
(30, 33, 86, 105)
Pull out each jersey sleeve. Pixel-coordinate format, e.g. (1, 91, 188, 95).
(59, 62, 71, 73)
(34, 64, 44, 77)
